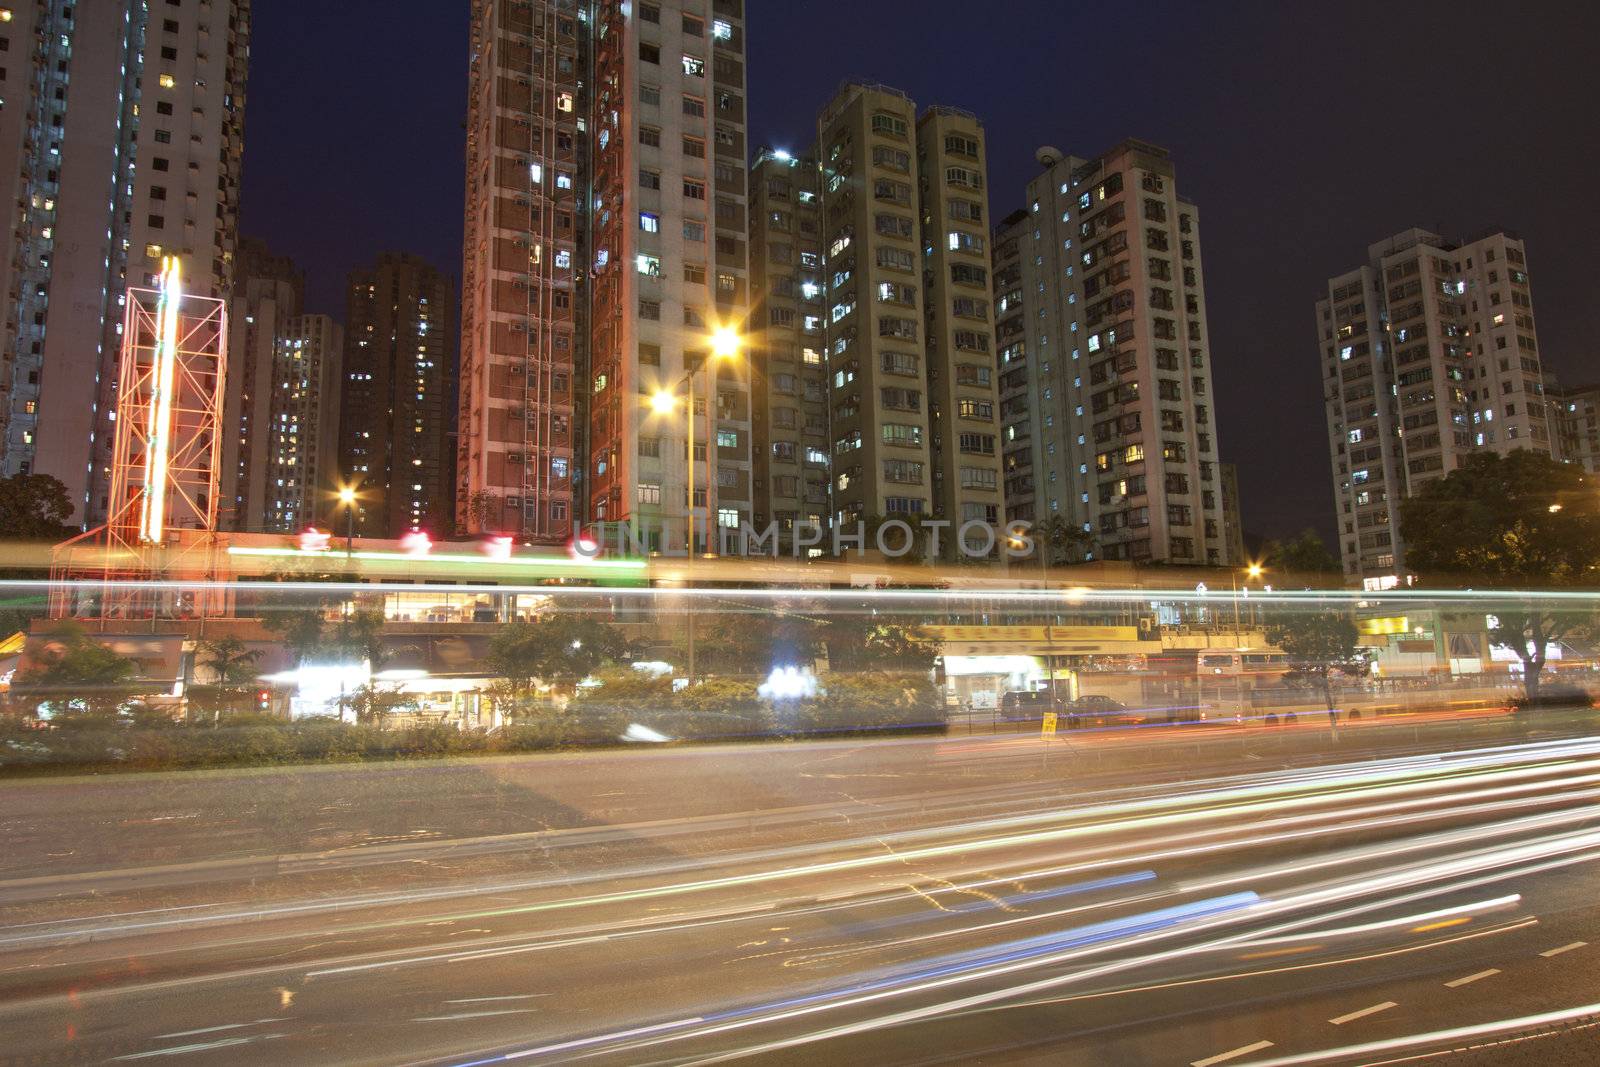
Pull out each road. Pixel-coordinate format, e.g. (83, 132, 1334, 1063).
(0, 706, 1597, 1065)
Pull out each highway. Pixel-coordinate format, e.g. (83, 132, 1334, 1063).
(0, 706, 1597, 1064)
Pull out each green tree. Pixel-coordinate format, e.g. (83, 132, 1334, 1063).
(0, 473, 75, 542)
(487, 613, 633, 701)
(14, 621, 138, 718)
(330, 611, 388, 668)
(347, 683, 416, 729)
(189, 636, 262, 722)
(262, 606, 328, 664)
(1266, 610, 1366, 714)
(1261, 529, 1342, 587)
(0, 473, 76, 634)
(1035, 514, 1095, 566)
(701, 611, 822, 675)
(820, 605, 938, 672)
(1399, 450, 1600, 703)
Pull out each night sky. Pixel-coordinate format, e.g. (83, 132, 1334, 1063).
(241, 1, 1600, 545)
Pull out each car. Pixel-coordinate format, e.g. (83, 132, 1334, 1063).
(1000, 690, 1051, 716)
(1065, 695, 1140, 728)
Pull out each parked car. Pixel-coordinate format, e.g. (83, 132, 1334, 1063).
(1066, 695, 1141, 728)
(1000, 690, 1050, 717)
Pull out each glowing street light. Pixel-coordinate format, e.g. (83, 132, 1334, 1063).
(649, 389, 676, 415)
(336, 484, 358, 556)
(710, 324, 740, 361)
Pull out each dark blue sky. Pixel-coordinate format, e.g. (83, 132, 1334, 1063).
(241, 1, 1600, 544)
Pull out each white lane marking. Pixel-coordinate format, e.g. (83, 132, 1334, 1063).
(413, 1008, 539, 1022)
(1444, 967, 1500, 987)
(444, 994, 553, 1003)
(1328, 1000, 1396, 1025)
(151, 1018, 284, 1039)
(1192, 1040, 1275, 1066)
(112, 1034, 285, 1059)
(1540, 941, 1587, 957)
(499, 1017, 706, 1060)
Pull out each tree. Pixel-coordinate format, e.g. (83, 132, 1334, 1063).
(0, 473, 76, 634)
(486, 613, 633, 702)
(820, 602, 939, 672)
(190, 636, 262, 722)
(14, 622, 138, 718)
(464, 490, 499, 534)
(1036, 514, 1095, 566)
(0, 473, 75, 542)
(1399, 450, 1600, 703)
(329, 611, 388, 668)
(1266, 610, 1366, 715)
(701, 612, 822, 675)
(262, 607, 328, 665)
(1261, 529, 1341, 587)
(347, 684, 416, 728)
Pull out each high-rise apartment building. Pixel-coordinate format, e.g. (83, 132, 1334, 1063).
(339, 253, 455, 538)
(260, 315, 343, 532)
(1317, 228, 1552, 583)
(994, 141, 1230, 565)
(771, 83, 1004, 549)
(1549, 378, 1600, 474)
(458, 0, 752, 548)
(0, 2, 249, 522)
(222, 239, 305, 531)
(748, 148, 829, 549)
(918, 107, 1005, 537)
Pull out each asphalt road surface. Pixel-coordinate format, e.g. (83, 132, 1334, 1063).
(1, 705, 1597, 1065)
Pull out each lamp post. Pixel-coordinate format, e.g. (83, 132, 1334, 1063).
(649, 326, 742, 687)
(337, 485, 358, 559)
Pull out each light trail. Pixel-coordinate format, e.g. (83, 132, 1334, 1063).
(1238, 1003, 1600, 1065)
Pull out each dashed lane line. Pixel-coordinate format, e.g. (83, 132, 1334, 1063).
(1192, 1040, 1275, 1066)
(1328, 1000, 1397, 1025)
(1540, 941, 1587, 958)
(1444, 968, 1500, 988)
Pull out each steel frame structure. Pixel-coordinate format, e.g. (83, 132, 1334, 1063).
(51, 260, 229, 619)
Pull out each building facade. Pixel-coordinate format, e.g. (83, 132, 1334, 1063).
(917, 107, 1005, 541)
(994, 141, 1230, 565)
(0, 1, 249, 522)
(1547, 378, 1600, 474)
(748, 147, 829, 550)
(221, 239, 303, 531)
(339, 253, 455, 538)
(458, 0, 752, 548)
(261, 315, 343, 532)
(1317, 228, 1553, 583)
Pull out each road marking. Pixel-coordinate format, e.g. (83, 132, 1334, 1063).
(1329, 1000, 1396, 1025)
(1540, 941, 1586, 958)
(1192, 1040, 1275, 1066)
(1444, 968, 1500, 987)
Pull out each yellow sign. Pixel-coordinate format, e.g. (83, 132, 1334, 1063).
(1359, 616, 1410, 636)
(1041, 712, 1058, 737)
(927, 625, 1139, 644)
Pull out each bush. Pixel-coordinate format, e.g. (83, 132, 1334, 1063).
(784, 673, 946, 738)
(1512, 683, 1593, 711)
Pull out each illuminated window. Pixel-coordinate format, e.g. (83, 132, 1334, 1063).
(159, 73, 176, 89)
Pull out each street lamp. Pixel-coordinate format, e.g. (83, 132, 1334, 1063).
(337, 485, 358, 558)
(645, 327, 743, 687)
